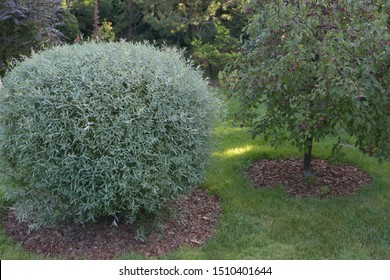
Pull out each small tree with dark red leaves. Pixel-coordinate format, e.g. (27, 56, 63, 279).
(228, 0, 389, 177)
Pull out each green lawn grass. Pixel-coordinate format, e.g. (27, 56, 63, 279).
(1, 90, 389, 260)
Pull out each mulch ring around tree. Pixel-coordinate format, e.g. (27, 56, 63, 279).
(247, 159, 371, 198)
(2, 188, 221, 259)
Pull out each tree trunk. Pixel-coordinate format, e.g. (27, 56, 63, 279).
(303, 136, 313, 178)
(126, 0, 133, 39)
(93, 0, 100, 42)
(208, 62, 213, 78)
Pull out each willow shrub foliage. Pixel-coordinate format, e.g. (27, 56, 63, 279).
(0, 41, 221, 228)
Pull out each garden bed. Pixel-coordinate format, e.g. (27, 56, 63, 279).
(2, 188, 221, 259)
(248, 159, 371, 198)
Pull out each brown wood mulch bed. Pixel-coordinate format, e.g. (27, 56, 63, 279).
(247, 159, 371, 198)
(2, 159, 371, 259)
(2, 188, 221, 260)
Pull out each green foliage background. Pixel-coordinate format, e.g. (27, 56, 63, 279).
(0, 0, 251, 77)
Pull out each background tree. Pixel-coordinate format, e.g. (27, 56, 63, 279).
(98, 19, 115, 41)
(1, 0, 251, 77)
(93, 0, 100, 41)
(215, 0, 251, 38)
(72, 0, 113, 37)
(0, 0, 64, 75)
(111, 0, 145, 40)
(192, 21, 239, 78)
(133, 0, 250, 47)
(228, 0, 390, 177)
(58, 9, 81, 43)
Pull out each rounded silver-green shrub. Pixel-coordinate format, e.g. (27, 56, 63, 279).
(0, 41, 221, 228)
